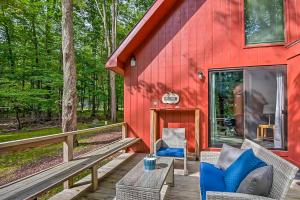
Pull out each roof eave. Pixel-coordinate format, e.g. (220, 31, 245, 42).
(106, 57, 125, 75)
(105, 0, 179, 76)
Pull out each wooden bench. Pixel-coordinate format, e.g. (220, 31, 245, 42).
(49, 152, 136, 200)
(0, 137, 140, 200)
(0, 122, 140, 200)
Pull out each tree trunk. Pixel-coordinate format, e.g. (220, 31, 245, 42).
(109, 0, 117, 123)
(91, 74, 96, 118)
(31, 16, 41, 89)
(91, 44, 97, 118)
(95, 0, 117, 122)
(61, 0, 77, 140)
(106, 71, 111, 120)
(15, 108, 21, 130)
(1, 4, 15, 72)
(45, 0, 55, 121)
(80, 83, 85, 112)
(45, 0, 57, 56)
(58, 47, 63, 124)
(109, 71, 116, 122)
(4, 24, 15, 72)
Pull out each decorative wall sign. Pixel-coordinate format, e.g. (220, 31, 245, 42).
(162, 92, 180, 104)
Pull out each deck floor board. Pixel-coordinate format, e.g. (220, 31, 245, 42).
(77, 153, 300, 200)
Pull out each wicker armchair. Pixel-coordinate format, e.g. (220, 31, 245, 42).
(154, 128, 187, 175)
(201, 139, 298, 200)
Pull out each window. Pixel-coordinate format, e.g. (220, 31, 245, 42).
(209, 66, 287, 150)
(244, 0, 285, 45)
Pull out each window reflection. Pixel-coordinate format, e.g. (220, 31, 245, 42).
(245, 0, 284, 45)
(209, 70, 244, 147)
(209, 66, 287, 150)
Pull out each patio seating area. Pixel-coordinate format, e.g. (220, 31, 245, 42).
(0, 122, 299, 200)
(1, 0, 300, 199)
(75, 153, 300, 200)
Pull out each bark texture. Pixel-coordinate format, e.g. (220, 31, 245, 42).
(61, 0, 77, 133)
(110, 0, 117, 123)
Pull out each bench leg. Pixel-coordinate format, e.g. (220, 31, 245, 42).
(91, 165, 98, 192)
(256, 127, 259, 139)
(184, 145, 188, 175)
(184, 157, 188, 176)
(166, 159, 174, 187)
(64, 178, 74, 189)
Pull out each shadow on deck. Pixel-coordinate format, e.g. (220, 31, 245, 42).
(76, 153, 300, 200)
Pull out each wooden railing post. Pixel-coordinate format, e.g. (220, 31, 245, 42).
(91, 165, 98, 191)
(121, 123, 128, 153)
(122, 123, 127, 139)
(150, 109, 158, 154)
(63, 135, 74, 162)
(63, 135, 74, 189)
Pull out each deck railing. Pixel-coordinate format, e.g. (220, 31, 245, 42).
(0, 122, 127, 154)
(0, 122, 128, 189)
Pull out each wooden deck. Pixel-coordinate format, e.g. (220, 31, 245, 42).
(76, 153, 300, 200)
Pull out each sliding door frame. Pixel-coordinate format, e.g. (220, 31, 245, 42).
(208, 65, 287, 150)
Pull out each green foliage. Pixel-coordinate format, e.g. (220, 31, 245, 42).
(214, 71, 243, 117)
(0, 0, 155, 128)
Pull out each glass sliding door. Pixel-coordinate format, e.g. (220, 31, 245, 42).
(244, 66, 287, 149)
(209, 66, 287, 150)
(209, 70, 244, 147)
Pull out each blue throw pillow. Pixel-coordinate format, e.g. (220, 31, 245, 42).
(224, 148, 267, 192)
(200, 162, 226, 200)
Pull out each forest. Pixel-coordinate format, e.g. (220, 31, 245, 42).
(0, 0, 154, 131)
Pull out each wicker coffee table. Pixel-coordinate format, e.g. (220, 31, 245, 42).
(116, 157, 174, 200)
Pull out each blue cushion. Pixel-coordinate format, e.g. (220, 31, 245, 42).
(156, 147, 184, 157)
(200, 162, 226, 200)
(224, 148, 267, 192)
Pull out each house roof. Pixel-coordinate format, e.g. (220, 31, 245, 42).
(105, 0, 179, 75)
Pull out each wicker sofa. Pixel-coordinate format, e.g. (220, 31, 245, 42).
(200, 139, 298, 200)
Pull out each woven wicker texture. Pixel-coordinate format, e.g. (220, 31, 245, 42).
(206, 191, 275, 200)
(116, 157, 174, 200)
(242, 139, 298, 200)
(200, 139, 298, 200)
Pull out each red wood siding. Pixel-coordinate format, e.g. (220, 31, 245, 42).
(286, 0, 300, 43)
(287, 41, 300, 166)
(123, 0, 300, 165)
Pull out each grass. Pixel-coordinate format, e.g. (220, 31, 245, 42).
(0, 123, 90, 143)
(0, 143, 63, 180)
(0, 109, 124, 143)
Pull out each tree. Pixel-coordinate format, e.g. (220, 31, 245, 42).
(94, 0, 118, 123)
(61, 0, 77, 135)
(0, 0, 155, 130)
(110, 0, 117, 123)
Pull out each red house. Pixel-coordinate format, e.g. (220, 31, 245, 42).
(106, 0, 300, 166)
